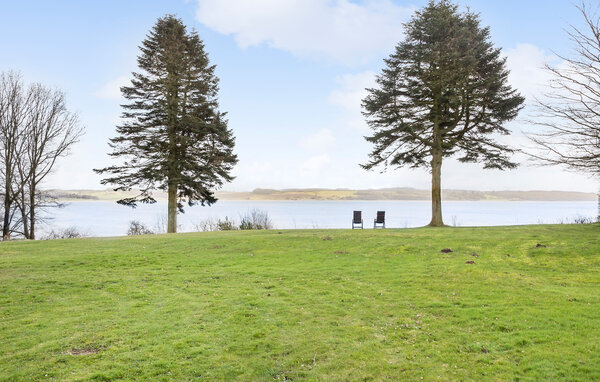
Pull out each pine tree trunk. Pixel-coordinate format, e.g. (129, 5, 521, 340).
(167, 181, 177, 233)
(429, 148, 444, 227)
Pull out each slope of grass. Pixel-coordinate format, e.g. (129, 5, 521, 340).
(0, 225, 599, 381)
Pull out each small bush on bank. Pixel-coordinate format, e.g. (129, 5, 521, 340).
(43, 227, 88, 240)
(217, 217, 236, 231)
(127, 221, 154, 235)
(573, 216, 595, 224)
(557, 215, 596, 224)
(194, 217, 237, 232)
(194, 210, 273, 231)
(239, 209, 273, 230)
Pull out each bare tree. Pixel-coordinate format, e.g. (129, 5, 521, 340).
(527, 2, 600, 220)
(0, 72, 31, 240)
(0, 71, 83, 240)
(18, 84, 83, 239)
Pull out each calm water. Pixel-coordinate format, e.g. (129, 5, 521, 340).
(39, 200, 598, 237)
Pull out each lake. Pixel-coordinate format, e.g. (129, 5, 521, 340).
(38, 200, 598, 237)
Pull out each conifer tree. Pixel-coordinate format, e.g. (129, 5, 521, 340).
(96, 15, 237, 233)
(362, 0, 524, 226)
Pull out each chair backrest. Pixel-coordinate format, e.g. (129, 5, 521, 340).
(375, 211, 385, 223)
(353, 210, 362, 223)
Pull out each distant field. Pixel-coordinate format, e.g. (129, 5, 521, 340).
(1, 225, 599, 380)
(217, 188, 598, 201)
(48, 187, 598, 202)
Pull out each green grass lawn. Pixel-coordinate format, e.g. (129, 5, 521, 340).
(1, 225, 599, 381)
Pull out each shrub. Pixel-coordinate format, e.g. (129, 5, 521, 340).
(557, 215, 596, 225)
(194, 217, 237, 232)
(194, 217, 218, 232)
(217, 217, 236, 231)
(573, 215, 594, 224)
(239, 209, 273, 230)
(127, 220, 154, 235)
(44, 227, 88, 240)
(194, 210, 273, 231)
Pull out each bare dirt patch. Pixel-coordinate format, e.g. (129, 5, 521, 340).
(66, 347, 100, 356)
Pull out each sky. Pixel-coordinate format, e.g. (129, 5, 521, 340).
(0, 0, 597, 193)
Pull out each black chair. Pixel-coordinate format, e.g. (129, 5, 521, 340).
(374, 211, 385, 229)
(352, 211, 363, 229)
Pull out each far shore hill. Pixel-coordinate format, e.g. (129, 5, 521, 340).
(47, 188, 598, 202)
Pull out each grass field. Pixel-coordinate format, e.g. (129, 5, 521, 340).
(1, 225, 599, 381)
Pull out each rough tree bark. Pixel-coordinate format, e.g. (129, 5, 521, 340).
(430, 148, 444, 227)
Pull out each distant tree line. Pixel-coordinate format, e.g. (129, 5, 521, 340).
(0, 72, 83, 240)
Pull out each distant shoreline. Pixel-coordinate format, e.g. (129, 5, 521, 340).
(46, 188, 598, 202)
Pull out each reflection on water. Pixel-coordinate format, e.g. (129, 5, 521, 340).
(38, 200, 598, 237)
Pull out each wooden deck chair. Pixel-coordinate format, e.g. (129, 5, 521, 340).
(373, 211, 386, 229)
(352, 211, 363, 229)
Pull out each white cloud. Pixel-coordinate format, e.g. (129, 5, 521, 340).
(299, 129, 335, 151)
(328, 71, 376, 110)
(505, 44, 555, 103)
(300, 154, 331, 177)
(94, 75, 129, 100)
(195, 0, 413, 64)
(230, 159, 278, 187)
(328, 70, 376, 131)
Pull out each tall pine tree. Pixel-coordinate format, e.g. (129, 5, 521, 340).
(96, 15, 237, 233)
(362, 0, 524, 226)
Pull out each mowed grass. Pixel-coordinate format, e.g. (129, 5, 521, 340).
(0, 225, 599, 381)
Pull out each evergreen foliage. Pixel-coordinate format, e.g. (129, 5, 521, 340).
(95, 15, 237, 233)
(362, 0, 524, 226)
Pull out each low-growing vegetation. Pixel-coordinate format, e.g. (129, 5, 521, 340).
(126, 220, 154, 236)
(194, 209, 273, 232)
(557, 215, 598, 225)
(239, 209, 273, 230)
(0, 224, 599, 380)
(193, 216, 237, 232)
(42, 226, 88, 240)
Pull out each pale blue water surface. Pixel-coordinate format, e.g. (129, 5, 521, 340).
(39, 200, 597, 237)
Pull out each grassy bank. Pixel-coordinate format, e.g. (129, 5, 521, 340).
(1, 225, 599, 380)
